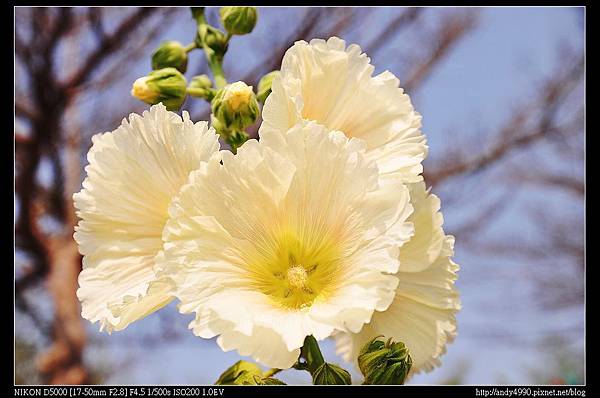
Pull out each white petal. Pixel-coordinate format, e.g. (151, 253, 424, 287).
(260, 37, 427, 183)
(334, 237, 460, 375)
(74, 104, 220, 332)
(398, 182, 446, 272)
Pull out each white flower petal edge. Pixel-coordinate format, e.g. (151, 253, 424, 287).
(260, 36, 427, 183)
(159, 121, 415, 369)
(74, 103, 221, 333)
(334, 182, 461, 375)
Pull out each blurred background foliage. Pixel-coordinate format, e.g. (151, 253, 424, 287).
(14, 7, 584, 384)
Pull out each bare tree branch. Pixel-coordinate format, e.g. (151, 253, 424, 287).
(63, 8, 158, 93)
(425, 58, 583, 186)
(404, 11, 478, 92)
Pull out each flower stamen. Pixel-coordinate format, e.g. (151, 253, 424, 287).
(287, 265, 309, 290)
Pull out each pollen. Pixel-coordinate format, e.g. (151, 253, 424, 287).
(287, 265, 308, 289)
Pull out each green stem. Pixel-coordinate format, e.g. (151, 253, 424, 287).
(186, 87, 214, 102)
(184, 42, 197, 53)
(207, 53, 227, 89)
(263, 368, 282, 378)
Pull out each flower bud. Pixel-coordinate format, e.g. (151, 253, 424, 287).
(211, 81, 259, 131)
(190, 74, 213, 90)
(151, 41, 188, 73)
(256, 70, 280, 103)
(187, 75, 215, 100)
(357, 336, 413, 385)
(219, 7, 258, 35)
(312, 363, 352, 385)
(195, 24, 228, 56)
(215, 360, 263, 385)
(131, 68, 187, 111)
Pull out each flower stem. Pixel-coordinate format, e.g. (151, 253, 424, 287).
(184, 42, 197, 53)
(207, 54, 227, 89)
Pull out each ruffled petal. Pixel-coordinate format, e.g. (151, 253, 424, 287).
(260, 36, 427, 183)
(335, 237, 460, 375)
(74, 104, 220, 332)
(398, 182, 446, 272)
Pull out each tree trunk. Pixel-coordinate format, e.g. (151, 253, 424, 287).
(36, 235, 89, 385)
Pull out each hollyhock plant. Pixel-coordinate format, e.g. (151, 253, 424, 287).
(74, 6, 460, 385)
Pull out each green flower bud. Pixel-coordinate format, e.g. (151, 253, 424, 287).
(190, 74, 213, 90)
(215, 360, 263, 385)
(151, 41, 188, 73)
(358, 336, 413, 385)
(256, 70, 280, 103)
(219, 7, 258, 35)
(131, 68, 187, 111)
(187, 74, 215, 101)
(212, 81, 259, 131)
(195, 23, 228, 57)
(312, 363, 352, 385)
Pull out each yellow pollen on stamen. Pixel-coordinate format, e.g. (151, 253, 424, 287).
(287, 265, 308, 289)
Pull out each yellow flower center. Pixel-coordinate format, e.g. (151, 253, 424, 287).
(246, 227, 347, 310)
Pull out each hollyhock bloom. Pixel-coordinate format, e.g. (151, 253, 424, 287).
(74, 104, 220, 332)
(158, 121, 414, 368)
(334, 182, 461, 374)
(260, 36, 427, 183)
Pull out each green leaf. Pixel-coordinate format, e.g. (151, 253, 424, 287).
(215, 360, 263, 385)
(300, 335, 325, 374)
(312, 363, 352, 385)
(260, 377, 287, 385)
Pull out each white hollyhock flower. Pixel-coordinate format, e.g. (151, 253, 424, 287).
(334, 182, 461, 375)
(74, 104, 220, 333)
(260, 36, 427, 183)
(158, 121, 415, 369)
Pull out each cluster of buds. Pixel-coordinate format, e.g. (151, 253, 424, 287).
(131, 7, 263, 153)
(217, 334, 412, 385)
(357, 335, 413, 385)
